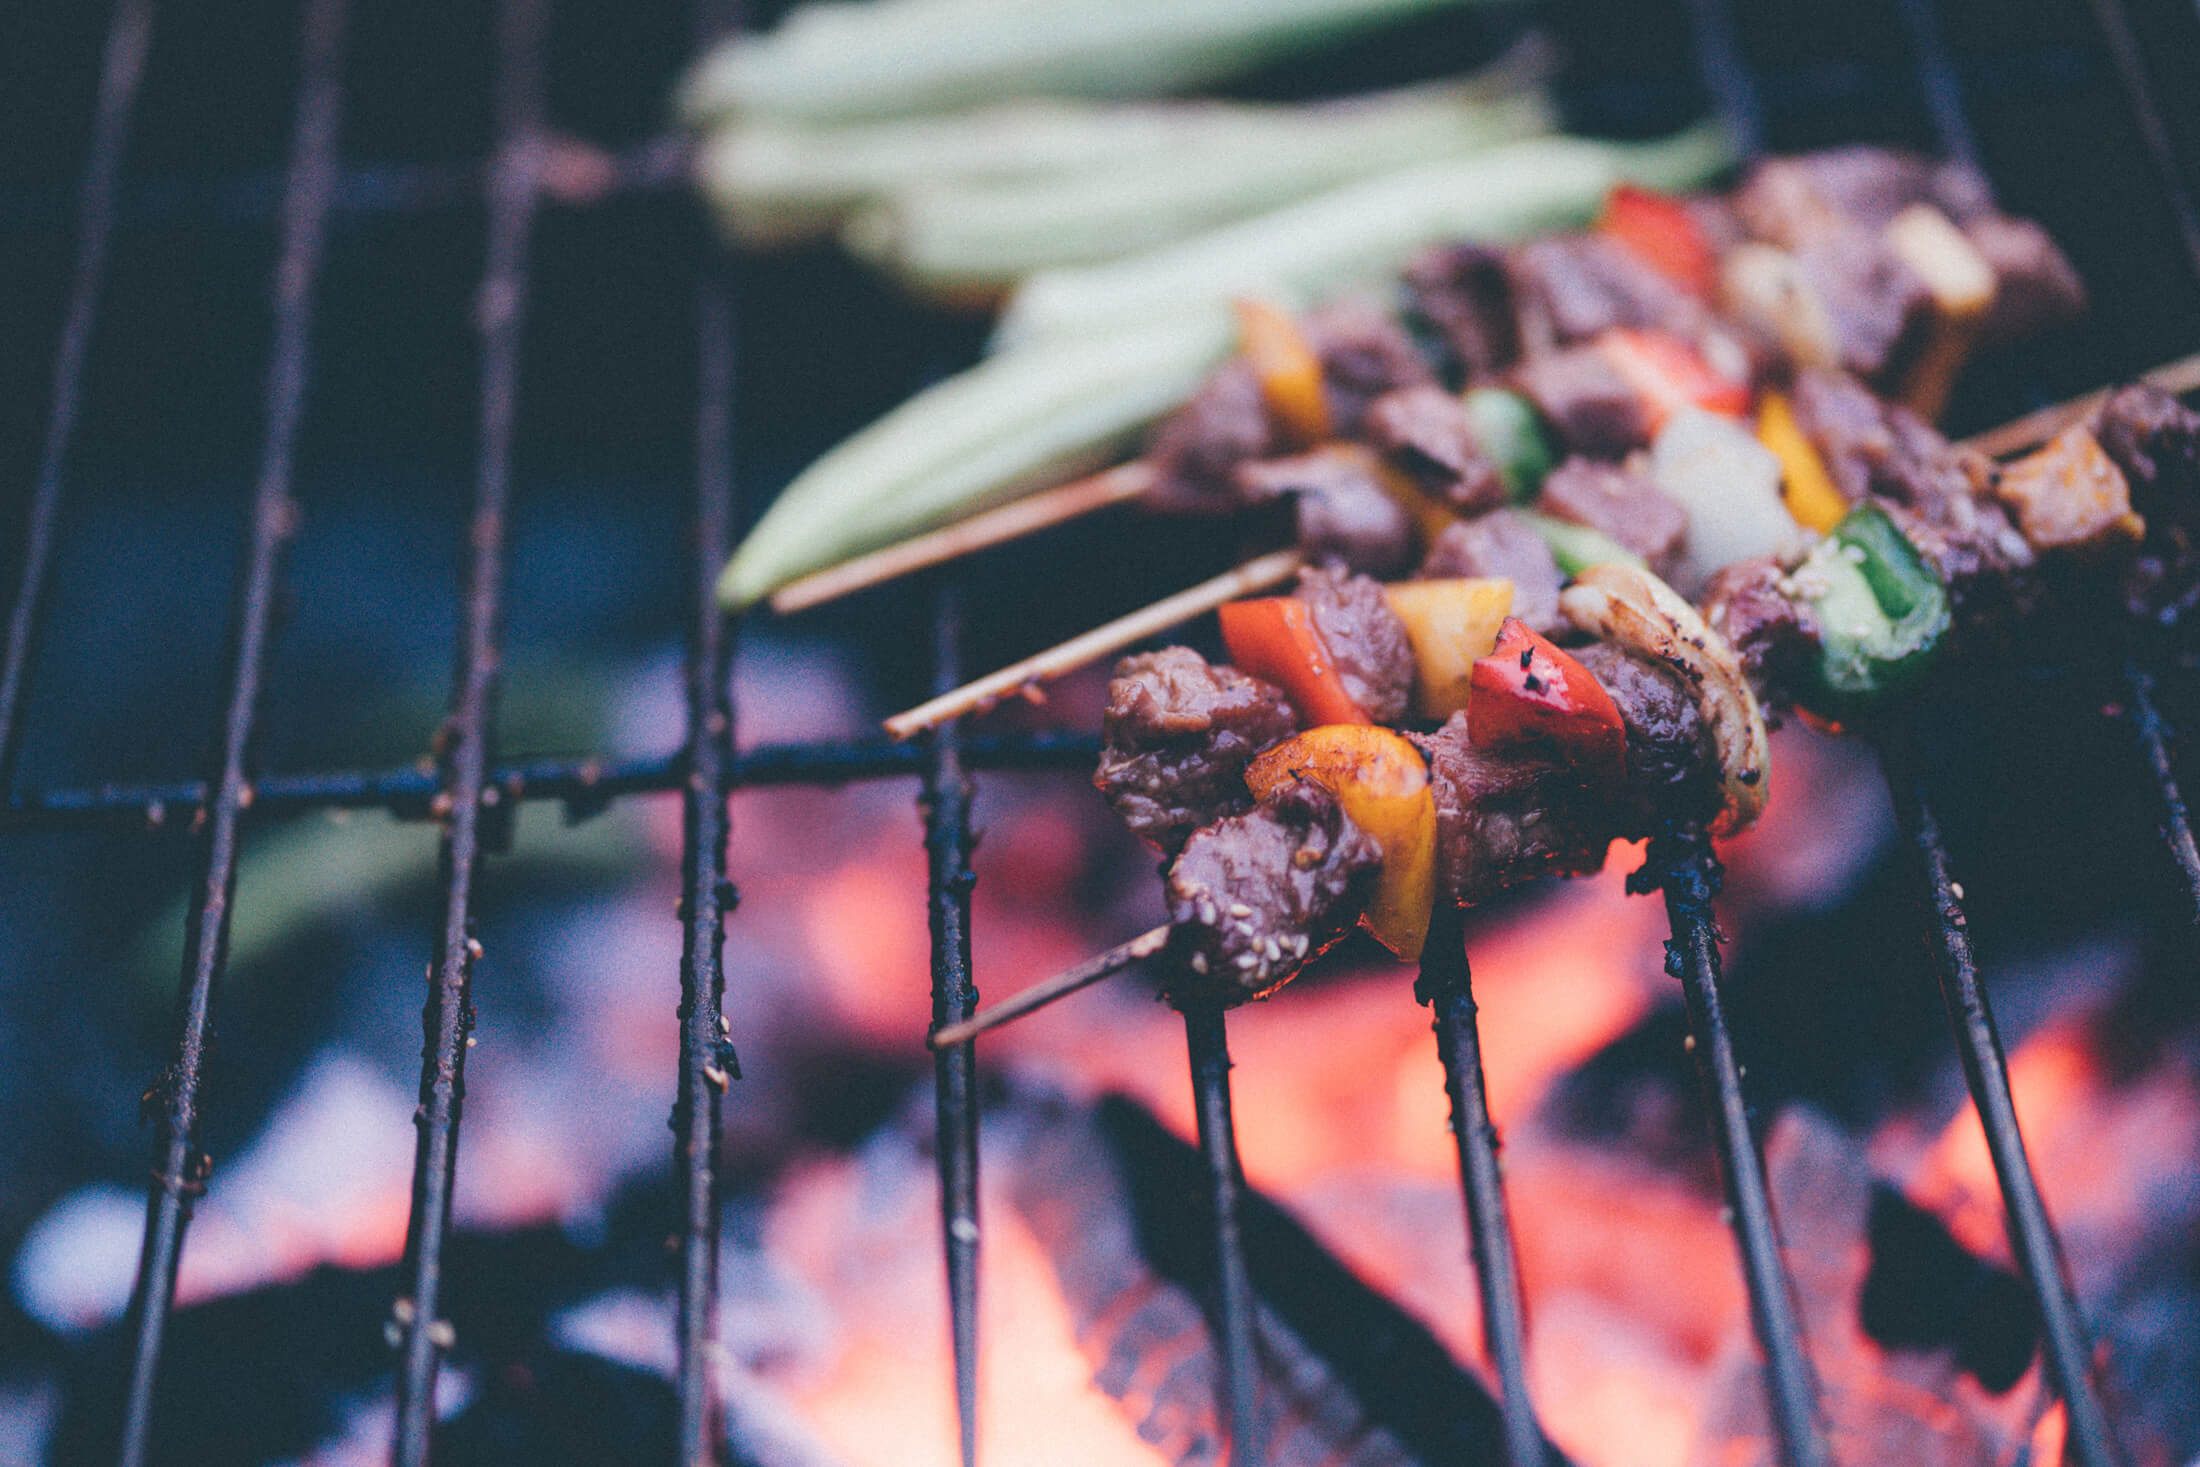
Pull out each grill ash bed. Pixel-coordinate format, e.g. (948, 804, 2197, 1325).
(4, 0, 2200, 1464)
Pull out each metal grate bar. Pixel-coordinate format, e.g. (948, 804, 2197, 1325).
(0, 733, 1098, 829)
(111, 0, 348, 1460)
(2122, 660, 2200, 927)
(1415, 905, 1550, 1467)
(1183, 1000, 1264, 1467)
(0, 0, 157, 796)
(1891, 0, 1980, 172)
(1877, 733, 2125, 1467)
(2079, 0, 2200, 290)
(921, 584, 983, 1467)
(670, 278, 739, 1467)
(1648, 834, 1829, 1467)
(387, 0, 547, 1457)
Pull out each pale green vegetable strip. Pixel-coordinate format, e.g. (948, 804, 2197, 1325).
(718, 313, 1232, 608)
(993, 124, 1737, 350)
(844, 85, 1557, 290)
(678, 0, 1494, 124)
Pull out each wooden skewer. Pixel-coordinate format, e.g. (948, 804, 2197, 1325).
(1962, 349, 2200, 460)
(883, 547, 1304, 740)
(928, 924, 1170, 1050)
(770, 461, 1158, 615)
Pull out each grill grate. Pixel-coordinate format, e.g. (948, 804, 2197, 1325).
(5, 0, 2200, 1465)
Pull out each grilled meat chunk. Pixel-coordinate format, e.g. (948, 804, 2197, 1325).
(1734, 148, 1990, 249)
(1510, 234, 1709, 354)
(1096, 647, 1299, 855)
(1164, 780, 1380, 1002)
(1701, 555, 1822, 712)
(1306, 298, 1438, 437)
(1537, 456, 1690, 576)
(1414, 713, 1610, 907)
(1572, 641, 1718, 833)
(1294, 565, 1416, 725)
(1360, 385, 1506, 514)
(1145, 359, 1275, 514)
(1416, 509, 1566, 635)
(1512, 343, 1655, 458)
(2095, 383, 2200, 518)
(1967, 215, 2086, 344)
(1793, 229, 1933, 380)
(1401, 241, 1521, 384)
(1235, 446, 1416, 578)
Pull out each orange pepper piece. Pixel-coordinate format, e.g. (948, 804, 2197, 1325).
(1233, 297, 1332, 447)
(1218, 597, 1369, 727)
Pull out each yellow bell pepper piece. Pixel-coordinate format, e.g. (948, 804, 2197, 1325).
(1383, 577, 1514, 720)
(1233, 297, 1331, 447)
(1245, 725, 1437, 960)
(1758, 391, 1847, 534)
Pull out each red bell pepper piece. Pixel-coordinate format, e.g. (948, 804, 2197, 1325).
(1600, 184, 1719, 299)
(1600, 327, 1750, 430)
(1218, 597, 1370, 727)
(1468, 617, 1625, 782)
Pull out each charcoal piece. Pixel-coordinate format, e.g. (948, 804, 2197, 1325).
(1860, 1186, 2040, 1394)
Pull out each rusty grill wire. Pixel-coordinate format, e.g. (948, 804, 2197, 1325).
(4, 0, 2200, 1464)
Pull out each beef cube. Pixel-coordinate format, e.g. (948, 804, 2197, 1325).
(1236, 447, 1416, 578)
(1735, 148, 1988, 250)
(1510, 234, 1709, 355)
(1359, 385, 1506, 514)
(2094, 383, 2200, 518)
(1402, 241, 1522, 384)
(1416, 509, 1566, 635)
(1793, 228, 1933, 380)
(1536, 456, 1689, 575)
(1412, 713, 1610, 907)
(1164, 780, 1380, 1003)
(1994, 424, 2143, 553)
(1096, 647, 1299, 855)
(1573, 641, 1719, 833)
(1145, 359, 1275, 514)
(1511, 343, 1655, 458)
(1966, 214, 2086, 345)
(1304, 298, 1437, 436)
(1293, 565, 1416, 725)
(1700, 555, 1821, 712)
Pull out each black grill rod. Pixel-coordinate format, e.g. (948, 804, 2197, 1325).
(670, 275, 740, 1467)
(0, 0, 156, 796)
(0, 732, 1101, 829)
(2122, 659, 2200, 925)
(1648, 834, 1830, 1467)
(1891, 0, 1981, 173)
(2079, 0, 2200, 292)
(1415, 906, 1549, 1467)
(388, 0, 547, 1458)
(921, 584, 983, 1467)
(1678, 0, 1763, 161)
(111, 0, 347, 1460)
(1876, 727, 2126, 1467)
(1182, 1000, 1264, 1467)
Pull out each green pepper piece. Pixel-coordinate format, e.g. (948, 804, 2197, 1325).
(1800, 503, 1951, 713)
(1518, 509, 1646, 577)
(1463, 387, 1556, 502)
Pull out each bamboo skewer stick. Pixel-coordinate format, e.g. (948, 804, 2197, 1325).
(883, 547, 1303, 739)
(1961, 349, 2200, 459)
(928, 923, 1169, 1049)
(770, 460, 1157, 614)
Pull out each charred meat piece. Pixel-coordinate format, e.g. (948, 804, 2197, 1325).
(1510, 234, 1709, 355)
(1993, 424, 2143, 554)
(1293, 564, 1417, 725)
(1572, 642, 1718, 833)
(1793, 229, 1933, 380)
(1537, 455, 1690, 576)
(2094, 383, 2200, 519)
(1145, 359, 1275, 514)
(1701, 555, 1822, 713)
(1413, 713, 1609, 907)
(1511, 343, 1655, 458)
(1304, 298, 1438, 437)
(1401, 241, 1521, 384)
(1967, 215, 2086, 345)
(1416, 509, 1566, 635)
(1096, 647, 1299, 855)
(1235, 446, 1416, 578)
(1734, 148, 1990, 249)
(1359, 385, 1506, 514)
(1164, 779, 1380, 1003)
